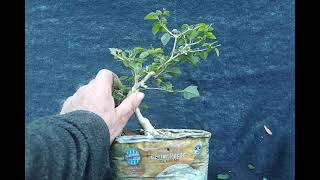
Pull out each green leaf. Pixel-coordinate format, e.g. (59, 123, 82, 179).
(140, 103, 150, 110)
(206, 32, 217, 39)
(130, 63, 142, 73)
(165, 67, 181, 77)
(215, 48, 220, 57)
(189, 55, 200, 65)
(109, 48, 117, 56)
(144, 12, 159, 20)
(248, 164, 255, 170)
(178, 38, 185, 45)
(163, 8, 170, 16)
(152, 22, 161, 35)
(131, 47, 144, 57)
(127, 76, 134, 83)
(189, 30, 198, 40)
(122, 60, 130, 67)
(195, 23, 207, 30)
(158, 26, 167, 33)
(161, 33, 171, 46)
(154, 78, 163, 87)
(148, 48, 163, 55)
(161, 82, 173, 91)
(198, 51, 208, 59)
(217, 174, 229, 179)
(119, 76, 128, 81)
(181, 24, 189, 29)
(139, 51, 149, 58)
(262, 177, 268, 180)
(179, 85, 200, 99)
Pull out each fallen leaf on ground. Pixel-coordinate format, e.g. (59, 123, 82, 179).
(248, 164, 255, 170)
(217, 173, 229, 179)
(264, 125, 272, 135)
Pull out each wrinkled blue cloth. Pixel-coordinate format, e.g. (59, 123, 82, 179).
(25, 0, 295, 179)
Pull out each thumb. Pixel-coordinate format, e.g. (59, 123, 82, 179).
(115, 92, 145, 123)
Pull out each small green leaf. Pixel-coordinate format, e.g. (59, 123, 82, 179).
(139, 51, 149, 58)
(206, 32, 217, 39)
(109, 48, 117, 56)
(177, 38, 185, 45)
(181, 24, 189, 29)
(155, 10, 162, 15)
(217, 173, 229, 179)
(148, 48, 163, 55)
(141, 103, 150, 110)
(248, 164, 255, 170)
(195, 23, 207, 31)
(163, 8, 170, 16)
(152, 22, 161, 35)
(179, 85, 200, 99)
(165, 67, 181, 77)
(215, 48, 220, 57)
(189, 30, 198, 40)
(154, 78, 163, 87)
(161, 33, 171, 46)
(144, 12, 159, 20)
(122, 60, 130, 67)
(130, 63, 142, 73)
(189, 55, 200, 65)
(262, 178, 268, 180)
(158, 26, 166, 33)
(119, 76, 128, 81)
(161, 82, 173, 92)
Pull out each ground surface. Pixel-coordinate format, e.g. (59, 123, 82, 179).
(25, 0, 294, 179)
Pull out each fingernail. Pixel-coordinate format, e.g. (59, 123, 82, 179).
(136, 92, 145, 101)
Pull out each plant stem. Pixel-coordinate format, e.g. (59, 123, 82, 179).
(131, 71, 155, 92)
(162, 25, 176, 38)
(189, 48, 208, 53)
(143, 87, 174, 92)
(189, 39, 202, 46)
(170, 37, 177, 58)
(154, 53, 181, 78)
(135, 108, 158, 135)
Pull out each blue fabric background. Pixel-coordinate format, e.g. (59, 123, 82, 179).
(25, 0, 295, 179)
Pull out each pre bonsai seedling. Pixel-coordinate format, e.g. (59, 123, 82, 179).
(109, 8, 220, 136)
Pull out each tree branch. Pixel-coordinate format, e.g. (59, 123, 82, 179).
(161, 25, 176, 38)
(170, 37, 177, 58)
(189, 48, 208, 53)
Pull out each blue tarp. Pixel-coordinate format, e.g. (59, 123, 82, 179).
(25, 0, 295, 179)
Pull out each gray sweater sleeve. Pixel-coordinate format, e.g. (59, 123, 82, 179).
(25, 110, 113, 180)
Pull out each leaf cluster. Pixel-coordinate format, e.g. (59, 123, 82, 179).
(109, 8, 221, 106)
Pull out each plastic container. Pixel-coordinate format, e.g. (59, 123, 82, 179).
(111, 129, 211, 179)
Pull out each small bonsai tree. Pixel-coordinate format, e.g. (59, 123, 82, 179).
(109, 8, 220, 136)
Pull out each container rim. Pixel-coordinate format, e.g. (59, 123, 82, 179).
(114, 129, 212, 144)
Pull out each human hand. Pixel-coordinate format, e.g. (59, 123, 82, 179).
(60, 69, 145, 143)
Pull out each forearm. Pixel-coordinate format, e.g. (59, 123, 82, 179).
(25, 110, 112, 180)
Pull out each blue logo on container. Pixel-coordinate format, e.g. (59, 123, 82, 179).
(124, 149, 141, 166)
(194, 145, 202, 155)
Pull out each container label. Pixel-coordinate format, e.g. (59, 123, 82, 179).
(150, 152, 186, 162)
(124, 149, 141, 166)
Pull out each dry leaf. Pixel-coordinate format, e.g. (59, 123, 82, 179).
(264, 125, 272, 135)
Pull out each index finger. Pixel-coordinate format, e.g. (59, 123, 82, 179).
(94, 69, 114, 95)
